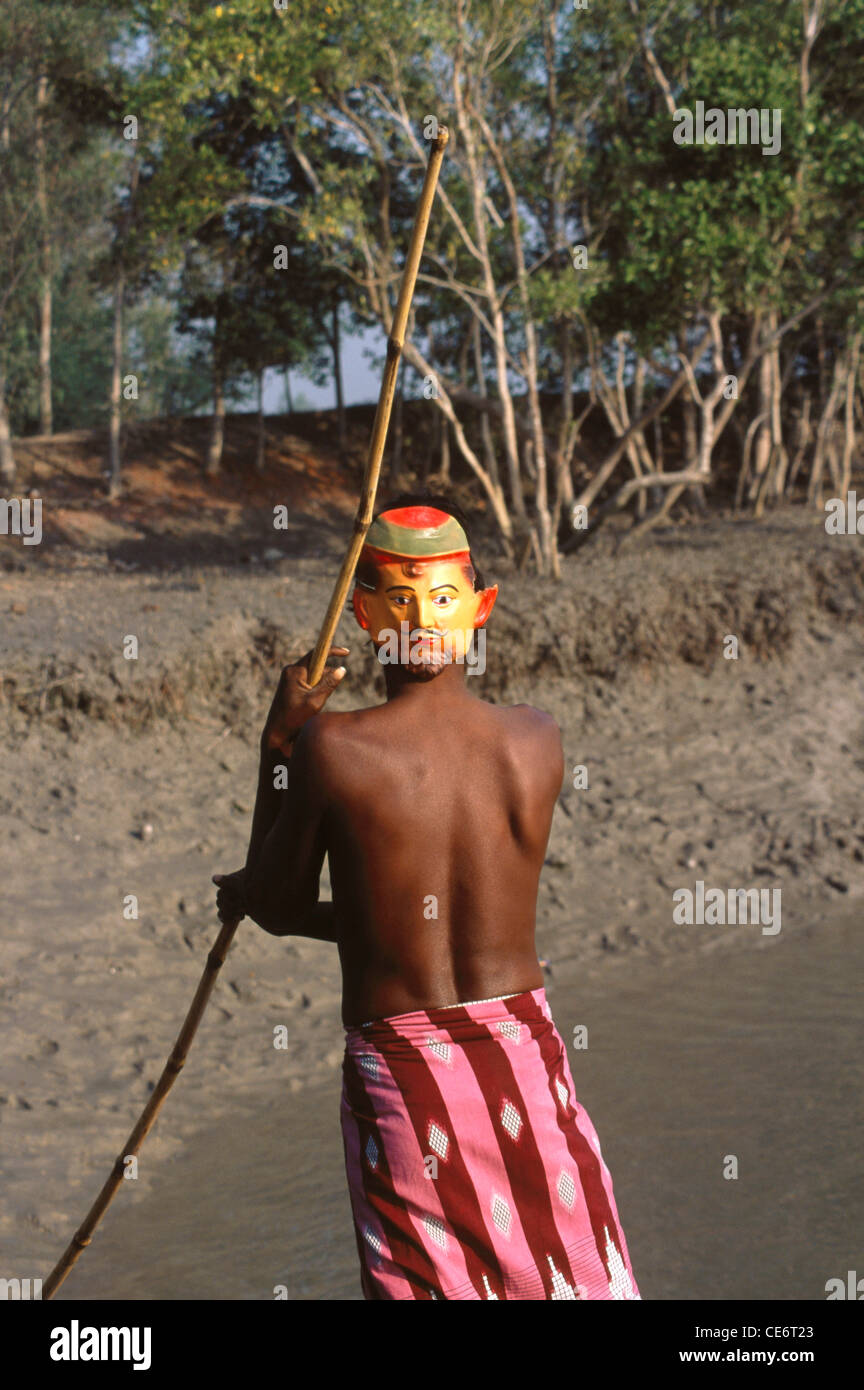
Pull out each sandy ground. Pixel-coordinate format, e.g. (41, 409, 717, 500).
(2, 501, 863, 1300)
(45, 911, 864, 1301)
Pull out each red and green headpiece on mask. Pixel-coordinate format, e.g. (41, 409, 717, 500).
(356, 505, 472, 582)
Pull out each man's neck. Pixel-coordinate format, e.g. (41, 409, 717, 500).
(383, 660, 473, 703)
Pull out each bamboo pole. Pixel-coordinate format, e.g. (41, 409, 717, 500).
(307, 126, 450, 686)
(43, 126, 449, 1300)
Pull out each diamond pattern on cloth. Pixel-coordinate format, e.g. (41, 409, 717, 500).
(500, 1098, 523, 1141)
(427, 1121, 449, 1160)
(557, 1169, 576, 1210)
(497, 1020, 523, 1043)
(491, 1192, 512, 1234)
(363, 1224, 382, 1259)
(425, 1036, 452, 1066)
(364, 1134, 379, 1169)
(424, 1214, 448, 1250)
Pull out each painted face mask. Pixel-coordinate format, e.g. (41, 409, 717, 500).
(351, 506, 498, 678)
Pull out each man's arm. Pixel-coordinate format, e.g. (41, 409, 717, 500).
(245, 645, 348, 881)
(243, 719, 333, 938)
(284, 902, 339, 941)
(213, 647, 347, 937)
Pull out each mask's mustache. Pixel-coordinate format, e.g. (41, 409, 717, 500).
(411, 628, 451, 652)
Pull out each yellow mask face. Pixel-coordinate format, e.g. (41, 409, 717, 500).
(353, 557, 498, 672)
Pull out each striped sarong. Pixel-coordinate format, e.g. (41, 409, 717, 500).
(340, 987, 641, 1300)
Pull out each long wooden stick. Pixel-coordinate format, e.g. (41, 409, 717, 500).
(308, 126, 450, 685)
(42, 125, 448, 1301)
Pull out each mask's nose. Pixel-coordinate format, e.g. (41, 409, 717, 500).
(414, 593, 441, 631)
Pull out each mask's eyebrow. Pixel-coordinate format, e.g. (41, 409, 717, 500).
(429, 585, 458, 593)
(385, 584, 417, 594)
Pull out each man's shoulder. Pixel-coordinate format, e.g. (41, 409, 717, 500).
(482, 700, 563, 767)
(494, 701, 562, 742)
(482, 703, 563, 797)
(294, 706, 381, 761)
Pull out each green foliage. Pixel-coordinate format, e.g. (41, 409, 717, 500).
(1, 0, 861, 497)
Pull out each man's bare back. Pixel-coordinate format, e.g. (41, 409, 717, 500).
(220, 658, 564, 1026)
(308, 684, 563, 1025)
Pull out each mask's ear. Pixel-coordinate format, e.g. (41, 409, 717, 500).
(352, 588, 371, 631)
(473, 584, 498, 628)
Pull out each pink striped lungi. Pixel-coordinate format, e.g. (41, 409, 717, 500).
(340, 987, 641, 1300)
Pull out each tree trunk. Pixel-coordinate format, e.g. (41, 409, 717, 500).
(840, 331, 862, 497)
(458, 326, 472, 389)
(786, 393, 813, 495)
(588, 326, 654, 519)
(332, 304, 346, 450)
(615, 332, 639, 479)
(473, 317, 500, 491)
(687, 309, 730, 492)
(748, 331, 774, 509)
(682, 394, 698, 462)
(452, 59, 525, 518)
(488, 309, 523, 514)
(816, 315, 827, 405)
(255, 368, 266, 472)
(439, 411, 450, 483)
(630, 354, 648, 516)
(679, 328, 706, 512)
(749, 311, 788, 516)
(107, 267, 124, 499)
(473, 101, 555, 571)
(206, 359, 225, 476)
(765, 332, 789, 503)
(522, 437, 536, 481)
(808, 351, 845, 507)
(0, 365, 15, 485)
(652, 413, 664, 508)
(107, 152, 139, 497)
(555, 320, 575, 511)
(652, 412, 664, 470)
(682, 391, 707, 511)
(284, 368, 293, 414)
(36, 75, 53, 436)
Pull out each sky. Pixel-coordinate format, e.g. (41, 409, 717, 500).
(261, 321, 389, 413)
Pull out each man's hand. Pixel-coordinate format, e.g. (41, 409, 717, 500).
(212, 868, 248, 924)
(261, 645, 349, 754)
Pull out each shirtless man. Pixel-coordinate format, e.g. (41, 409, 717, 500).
(214, 498, 640, 1301)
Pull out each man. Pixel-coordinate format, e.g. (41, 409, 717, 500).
(214, 498, 640, 1301)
